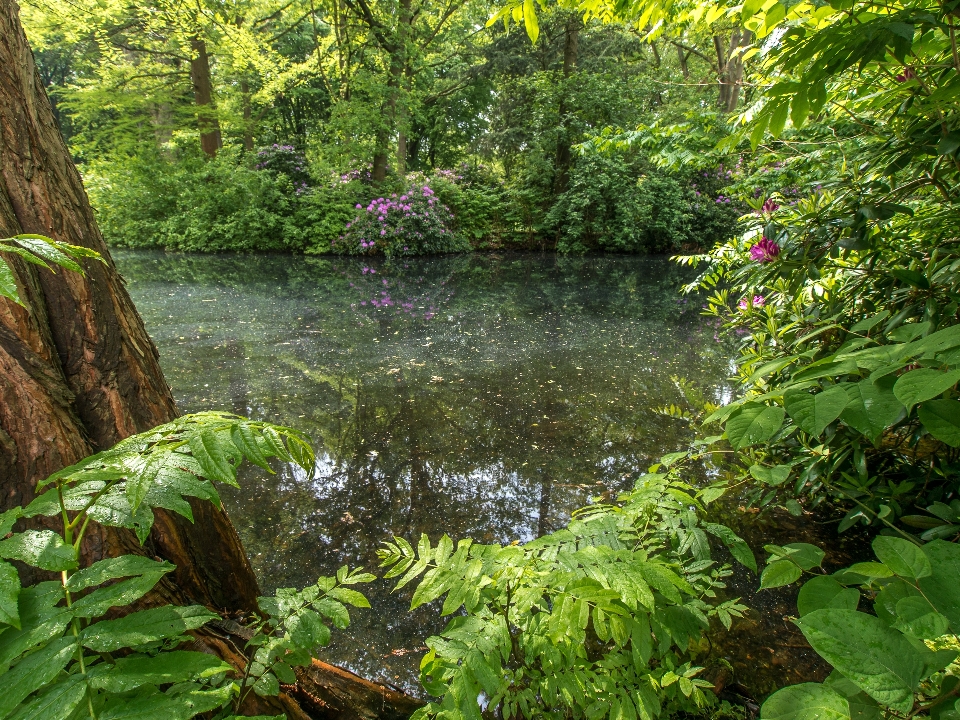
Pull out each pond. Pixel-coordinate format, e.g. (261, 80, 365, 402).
(114, 250, 860, 700)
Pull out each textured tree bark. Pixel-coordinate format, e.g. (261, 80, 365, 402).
(190, 37, 222, 158)
(0, 0, 258, 614)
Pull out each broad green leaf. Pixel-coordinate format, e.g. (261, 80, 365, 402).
(797, 576, 859, 617)
(0, 636, 78, 719)
(82, 605, 219, 652)
(0, 530, 77, 571)
(70, 572, 168, 618)
(893, 368, 960, 411)
(97, 685, 232, 720)
(796, 609, 925, 712)
(761, 682, 851, 720)
(6, 674, 86, 720)
(67, 555, 174, 592)
(0, 257, 20, 304)
(231, 423, 272, 471)
(0, 507, 22, 536)
(785, 385, 849, 436)
(725, 404, 786, 449)
(749, 464, 792, 486)
(893, 597, 949, 640)
(845, 562, 893, 579)
(522, 0, 539, 43)
(253, 671, 281, 697)
(325, 586, 370, 608)
(772, 543, 825, 570)
(918, 400, 960, 446)
(841, 378, 905, 442)
(188, 428, 237, 485)
(760, 560, 802, 589)
(88, 651, 232, 692)
(918, 540, 960, 628)
(0, 560, 21, 628)
(703, 523, 757, 572)
(288, 609, 331, 649)
(871, 537, 930, 580)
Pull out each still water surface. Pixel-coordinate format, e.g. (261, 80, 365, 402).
(114, 251, 849, 698)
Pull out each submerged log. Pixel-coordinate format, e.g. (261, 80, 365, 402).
(0, 2, 423, 715)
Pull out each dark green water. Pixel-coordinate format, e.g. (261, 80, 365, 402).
(114, 251, 849, 698)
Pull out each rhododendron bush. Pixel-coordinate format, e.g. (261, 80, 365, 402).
(331, 183, 469, 256)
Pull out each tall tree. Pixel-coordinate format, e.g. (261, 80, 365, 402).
(0, 0, 256, 611)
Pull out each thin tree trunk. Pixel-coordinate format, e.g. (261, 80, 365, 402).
(553, 13, 579, 195)
(241, 79, 254, 151)
(190, 37, 222, 157)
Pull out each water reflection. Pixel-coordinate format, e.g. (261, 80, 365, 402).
(115, 251, 740, 693)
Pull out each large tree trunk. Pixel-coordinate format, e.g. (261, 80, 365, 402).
(0, 0, 256, 613)
(190, 37, 222, 158)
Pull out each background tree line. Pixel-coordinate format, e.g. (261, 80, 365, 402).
(18, 0, 748, 254)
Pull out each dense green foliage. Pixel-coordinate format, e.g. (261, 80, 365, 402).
(758, 537, 960, 720)
(379, 469, 751, 720)
(22, 0, 746, 254)
(0, 412, 372, 720)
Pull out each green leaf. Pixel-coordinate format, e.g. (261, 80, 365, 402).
(6, 675, 86, 720)
(0, 258, 20, 305)
(841, 378, 905, 442)
(288, 609, 331, 649)
(231, 424, 272, 472)
(845, 562, 893, 579)
(725, 404, 786, 449)
(777, 543, 826, 570)
(88, 651, 232, 692)
(918, 400, 960, 446)
(703, 523, 757, 572)
(760, 560, 802, 589)
(797, 576, 859, 617)
(188, 429, 237, 486)
(522, 0, 539, 43)
(795, 609, 925, 713)
(82, 605, 219, 652)
(325, 586, 370, 608)
(69, 572, 169, 618)
(0, 507, 22, 537)
(0, 530, 78, 571)
(0, 636, 78, 719)
(749, 464, 792, 486)
(893, 597, 949, 640)
(254, 671, 281, 697)
(785, 385, 849, 436)
(67, 555, 175, 592)
(0, 560, 21, 628)
(893, 368, 960, 411)
(918, 540, 960, 628)
(871, 537, 930, 580)
(761, 683, 851, 720)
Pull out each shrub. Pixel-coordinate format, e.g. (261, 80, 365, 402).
(254, 143, 312, 190)
(379, 466, 754, 720)
(332, 182, 469, 256)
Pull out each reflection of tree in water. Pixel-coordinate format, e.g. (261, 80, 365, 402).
(116, 250, 734, 690)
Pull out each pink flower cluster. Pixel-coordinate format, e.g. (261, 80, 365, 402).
(750, 237, 781, 263)
(738, 295, 766, 309)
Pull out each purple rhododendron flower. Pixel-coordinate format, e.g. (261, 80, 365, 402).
(761, 199, 780, 214)
(750, 237, 781, 263)
(739, 295, 766, 309)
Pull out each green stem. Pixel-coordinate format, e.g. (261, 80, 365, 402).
(821, 479, 921, 546)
